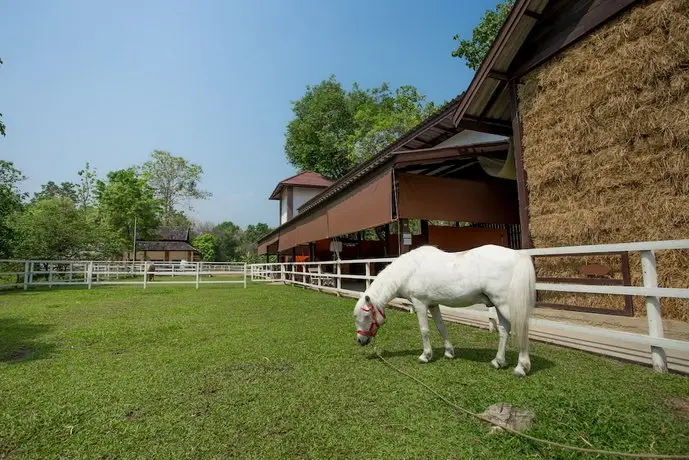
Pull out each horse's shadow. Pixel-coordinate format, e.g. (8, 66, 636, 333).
(368, 346, 555, 373)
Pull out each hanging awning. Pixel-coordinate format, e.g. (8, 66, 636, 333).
(397, 172, 519, 224)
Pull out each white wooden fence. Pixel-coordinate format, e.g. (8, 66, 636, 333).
(249, 239, 689, 374)
(0, 260, 247, 290)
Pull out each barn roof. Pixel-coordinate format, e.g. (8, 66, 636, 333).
(268, 171, 333, 200)
(136, 241, 198, 252)
(452, 0, 640, 128)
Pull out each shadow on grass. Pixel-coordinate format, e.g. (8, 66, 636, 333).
(0, 318, 56, 364)
(368, 346, 555, 373)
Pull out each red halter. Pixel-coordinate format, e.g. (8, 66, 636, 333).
(357, 302, 386, 337)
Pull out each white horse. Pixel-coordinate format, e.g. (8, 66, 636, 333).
(353, 244, 536, 377)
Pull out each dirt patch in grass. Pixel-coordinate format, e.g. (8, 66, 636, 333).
(4, 348, 34, 362)
(667, 397, 689, 420)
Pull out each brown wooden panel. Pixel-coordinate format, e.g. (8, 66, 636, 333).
(278, 227, 298, 252)
(397, 173, 519, 224)
(327, 171, 392, 238)
(428, 226, 508, 252)
(295, 212, 329, 247)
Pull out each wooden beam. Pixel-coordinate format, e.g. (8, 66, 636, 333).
(510, 0, 640, 78)
(523, 9, 541, 20)
(488, 71, 509, 81)
(457, 117, 513, 137)
(509, 79, 533, 249)
(479, 80, 508, 120)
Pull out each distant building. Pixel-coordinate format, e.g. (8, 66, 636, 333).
(268, 171, 333, 225)
(124, 226, 200, 262)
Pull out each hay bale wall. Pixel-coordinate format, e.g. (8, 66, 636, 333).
(518, 0, 689, 321)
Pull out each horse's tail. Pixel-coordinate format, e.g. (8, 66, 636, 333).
(508, 252, 536, 351)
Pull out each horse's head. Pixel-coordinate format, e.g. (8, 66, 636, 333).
(353, 293, 386, 346)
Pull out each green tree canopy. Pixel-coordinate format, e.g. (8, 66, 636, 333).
(141, 150, 212, 225)
(33, 181, 78, 204)
(95, 167, 162, 249)
(11, 197, 119, 260)
(213, 221, 243, 262)
(0, 161, 26, 257)
(285, 76, 436, 179)
(192, 233, 217, 262)
(451, 0, 515, 70)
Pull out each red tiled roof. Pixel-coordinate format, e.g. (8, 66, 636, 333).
(269, 171, 332, 200)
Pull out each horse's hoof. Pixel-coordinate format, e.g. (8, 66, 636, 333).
(418, 354, 430, 364)
(513, 366, 527, 378)
(491, 359, 505, 369)
(444, 349, 455, 359)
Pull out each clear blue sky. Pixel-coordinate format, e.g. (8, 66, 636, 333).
(1, 0, 499, 228)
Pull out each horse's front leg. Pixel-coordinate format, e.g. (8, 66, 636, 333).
(412, 299, 433, 364)
(429, 305, 455, 359)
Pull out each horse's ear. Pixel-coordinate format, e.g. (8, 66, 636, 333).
(365, 295, 371, 304)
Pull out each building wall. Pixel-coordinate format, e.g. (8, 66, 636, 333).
(293, 187, 322, 215)
(280, 190, 289, 225)
(124, 250, 197, 262)
(517, 0, 689, 320)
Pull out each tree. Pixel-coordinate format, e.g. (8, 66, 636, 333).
(11, 197, 119, 260)
(214, 221, 243, 262)
(141, 150, 211, 225)
(0, 161, 26, 257)
(0, 57, 5, 137)
(76, 162, 98, 209)
(451, 0, 515, 70)
(285, 76, 436, 179)
(33, 181, 78, 203)
(95, 167, 162, 250)
(192, 233, 217, 262)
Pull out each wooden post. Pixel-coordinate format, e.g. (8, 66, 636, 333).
(336, 261, 342, 294)
(23, 261, 29, 290)
(195, 262, 200, 289)
(243, 264, 247, 288)
(399, 219, 412, 254)
(48, 263, 53, 288)
(69, 262, 73, 283)
(87, 262, 93, 290)
(281, 263, 286, 283)
(508, 78, 533, 249)
(421, 220, 429, 245)
(317, 264, 322, 291)
(143, 263, 148, 289)
(640, 250, 667, 373)
(365, 262, 371, 290)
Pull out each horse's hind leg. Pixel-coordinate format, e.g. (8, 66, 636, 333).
(491, 306, 510, 370)
(429, 305, 454, 359)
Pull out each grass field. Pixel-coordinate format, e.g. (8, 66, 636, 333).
(1, 283, 688, 459)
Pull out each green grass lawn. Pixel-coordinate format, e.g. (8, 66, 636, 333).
(1, 284, 688, 459)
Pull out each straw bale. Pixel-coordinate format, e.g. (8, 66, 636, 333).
(518, 0, 689, 321)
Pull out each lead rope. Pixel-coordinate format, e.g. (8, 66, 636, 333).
(371, 340, 689, 460)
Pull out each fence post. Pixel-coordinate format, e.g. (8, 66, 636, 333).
(87, 262, 93, 290)
(195, 262, 200, 290)
(243, 264, 247, 289)
(336, 261, 342, 295)
(281, 264, 285, 283)
(317, 264, 322, 291)
(365, 262, 371, 290)
(640, 250, 668, 373)
(69, 262, 73, 283)
(143, 263, 147, 290)
(29, 262, 34, 286)
(23, 261, 29, 290)
(48, 263, 53, 288)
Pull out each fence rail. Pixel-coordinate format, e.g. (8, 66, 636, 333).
(249, 239, 689, 374)
(0, 260, 247, 290)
